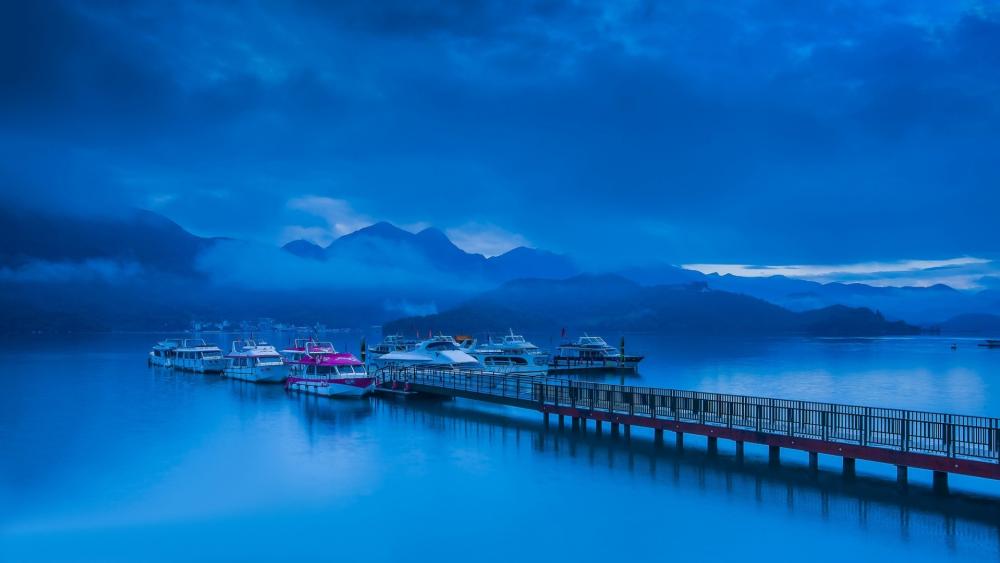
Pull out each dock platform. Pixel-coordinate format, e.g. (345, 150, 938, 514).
(379, 366, 1000, 491)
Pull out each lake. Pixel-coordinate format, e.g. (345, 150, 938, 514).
(2, 332, 999, 562)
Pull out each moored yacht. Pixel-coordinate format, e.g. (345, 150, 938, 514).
(281, 338, 335, 373)
(549, 334, 643, 373)
(285, 341, 375, 397)
(464, 330, 549, 373)
(172, 339, 226, 373)
(367, 334, 418, 359)
(372, 335, 480, 371)
(149, 338, 183, 367)
(223, 339, 287, 383)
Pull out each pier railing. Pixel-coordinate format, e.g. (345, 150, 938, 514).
(382, 366, 1000, 464)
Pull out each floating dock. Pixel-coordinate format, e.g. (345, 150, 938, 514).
(379, 367, 1000, 492)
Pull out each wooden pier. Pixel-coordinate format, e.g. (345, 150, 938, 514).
(379, 367, 1000, 491)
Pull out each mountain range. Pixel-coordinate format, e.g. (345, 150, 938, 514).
(282, 222, 579, 283)
(0, 203, 996, 334)
(616, 263, 1000, 326)
(383, 274, 920, 336)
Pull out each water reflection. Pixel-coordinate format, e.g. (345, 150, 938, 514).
(377, 396, 1000, 556)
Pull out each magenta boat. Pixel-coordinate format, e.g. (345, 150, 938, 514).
(284, 341, 374, 397)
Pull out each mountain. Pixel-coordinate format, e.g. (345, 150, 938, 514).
(384, 274, 921, 336)
(486, 247, 578, 280)
(937, 313, 1000, 334)
(618, 264, 1000, 325)
(294, 221, 579, 283)
(281, 239, 326, 260)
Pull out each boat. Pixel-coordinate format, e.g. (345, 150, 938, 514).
(371, 335, 480, 371)
(172, 339, 226, 373)
(148, 338, 183, 367)
(367, 334, 418, 359)
(281, 338, 336, 372)
(463, 330, 549, 373)
(223, 339, 287, 383)
(549, 334, 643, 373)
(979, 340, 1000, 349)
(285, 341, 375, 397)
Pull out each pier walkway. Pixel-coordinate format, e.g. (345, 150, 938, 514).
(378, 367, 1000, 490)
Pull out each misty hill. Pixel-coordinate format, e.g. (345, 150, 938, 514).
(0, 207, 218, 277)
(281, 239, 325, 260)
(384, 275, 920, 336)
(937, 313, 1000, 335)
(620, 265, 1000, 325)
(283, 221, 579, 283)
(0, 203, 982, 334)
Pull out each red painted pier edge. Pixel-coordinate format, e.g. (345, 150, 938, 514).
(541, 405, 1000, 480)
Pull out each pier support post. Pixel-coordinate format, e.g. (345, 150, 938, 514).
(676, 432, 684, 449)
(596, 420, 603, 434)
(558, 415, 564, 429)
(768, 446, 780, 466)
(611, 422, 619, 436)
(580, 417, 586, 433)
(896, 465, 908, 487)
(843, 457, 856, 479)
(544, 413, 550, 427)
(572, 417, 580, 431)
(933, 471, 949, 494)
(707, 436, 718, 454)
(735, 440, 744, 461)
(624, 424, 631, 439)
(809, 452, 818, 472)
(654, 428, 663, 444)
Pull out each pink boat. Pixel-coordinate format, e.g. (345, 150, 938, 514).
(283, 341, 374, 397)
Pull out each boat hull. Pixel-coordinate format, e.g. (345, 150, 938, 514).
(548, 355, 644, 372)
(223, 365, 288, 383)
(173, 358, 226, 373)
(148, 355, 173, 368)
(286, 376, 375, 397)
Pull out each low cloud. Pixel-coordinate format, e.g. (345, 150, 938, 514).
(285, 196, 373, 244)
(280, 225, 335, 247)
(383, 299, 438, 318)
(0, 259, 144, 283)
(194, 239, 489, 292)
(684, 257, 996, 289)
(445, 223, 529, 257)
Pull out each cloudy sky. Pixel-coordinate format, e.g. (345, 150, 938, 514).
(1, 1, 997, 282)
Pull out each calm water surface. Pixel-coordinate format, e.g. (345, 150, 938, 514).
(2, 333, 999, 562)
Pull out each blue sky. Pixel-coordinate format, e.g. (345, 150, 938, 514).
(1, 1, 998, 282)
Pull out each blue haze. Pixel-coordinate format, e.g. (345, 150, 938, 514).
(1, 2, 999, 267)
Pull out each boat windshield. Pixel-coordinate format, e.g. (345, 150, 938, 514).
(426, 341, 458, 351)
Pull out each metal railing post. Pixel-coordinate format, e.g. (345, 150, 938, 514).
(902, 411, 909, 452)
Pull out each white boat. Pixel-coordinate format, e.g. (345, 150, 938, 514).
(372, 335, 480, 370)
(549, 334, 643, 372)
(172, 339, 226, 373)
(223, 339, 287, 383)
(464, 330, 549, 373)
(285, 342, 375, 397)
(148, 338, 183, 367)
